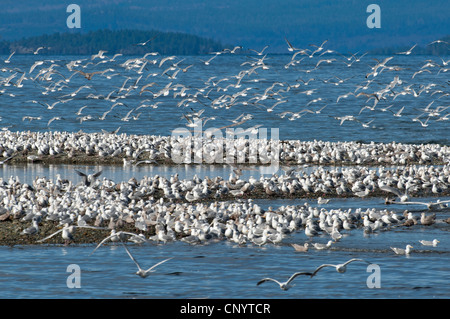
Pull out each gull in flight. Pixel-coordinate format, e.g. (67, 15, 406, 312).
(91, 50, 108, 60)
(74, 70, 104, 80)
(200, 54, 218, 66)
(33, 47, 46, 55)
(397, 44, 417, 55)
(4, 51, 15, 63)
(75, 169, 103, 186)
(257, 272, 313, 290)
(385, 198, 450, 210)
(135, 35, 157, 46)
(121, 242, 173, 278)
(249, 45, 269, 56)
(309, 40, 328, 57)
(310, 258, 371, 277)
(0, 155, 14, 165)
(29, 60, 45, 74)
(285, 38, 300, 52)
(91, 230, 148, 255)
(37, 224, 106, 245)
(266, 100, 287, 113)
(47, 116, 63, 127)
(379, 185, 413, 202)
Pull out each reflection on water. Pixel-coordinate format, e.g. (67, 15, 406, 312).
(0, 162, 296, 184)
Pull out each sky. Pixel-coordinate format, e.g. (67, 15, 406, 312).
(0, 0, 449, 53)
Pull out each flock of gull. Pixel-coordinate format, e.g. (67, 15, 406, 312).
(0, 38, 449, 292)
(0, 38, 449, 137)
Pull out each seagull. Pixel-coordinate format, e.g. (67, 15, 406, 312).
(74, 70, 104, 80)
(266, 100, 287, 113)
(21, 217, 40, 235)
(37, 224, 105, 245)
(256, 272, 313, 291)
(4, 51, 15, 63)
(249, 45, 269, 56)
(419, 239, 439, 247)
(33, 47, 46, 55)
(379, 185, 412, 202)
(90, 230, 148, 255)
(391, 245, 413, 255)
(29, 60, 45, 74)
(199, 54, 218, 66)
(310, 258, 371, 277)
(312, 240, 334, 250)
(121, 242, 173, 278)
(420, 213, 436, 226)
(135, 35, 157, 46)
(427, 39, 450, 46)
(0, 155, 14, 165)
(397, 44, 417, 55)
(76, 105, 89, 115)
(75, 169, 103, 186)
(285, 38, 300, 52)
(159, 56, 176, 68)
(291, 243, 309, 252)
(47, 116, 62, 127)
(91, 50, 108, 60)
(309, 40, 328, 57)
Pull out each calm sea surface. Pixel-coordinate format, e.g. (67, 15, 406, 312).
(0, 53, 448, 299)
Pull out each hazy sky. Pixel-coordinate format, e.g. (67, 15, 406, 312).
(1, 0, 449, 52)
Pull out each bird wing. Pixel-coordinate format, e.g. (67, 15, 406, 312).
(90, 233, 121, 255)
(92, 170, 103, 178)
(74, 225, 107, 230)
(343, 258, 369, 266)
(121, 242, 143, 270)
(145, 257, 174, 273)
(37, 229, 63, 242)
(256, 278, 280, 286)
(75, 170, 87, 177)
(287, 272, 313, 284)
(311, 264, 335, 277)
(379, 185, 403, 197)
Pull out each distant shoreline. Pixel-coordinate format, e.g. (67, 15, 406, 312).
(1, 29, 448, 56)
(0, 29, 225, 56)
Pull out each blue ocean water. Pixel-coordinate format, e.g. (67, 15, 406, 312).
(0, 53, 448, 144)
(0, 53, 449, 299)
(0, 200, 449, 299)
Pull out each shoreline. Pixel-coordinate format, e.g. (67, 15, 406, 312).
(0, 130, 449, 168)
(1, 130, 449, 247)
(1, 188, 449, 246)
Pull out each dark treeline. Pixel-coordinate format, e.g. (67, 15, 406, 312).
(0, 29, 226, 55)
(369, 35, 450, 55)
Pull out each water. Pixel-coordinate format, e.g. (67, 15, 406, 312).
(1, 208, 448, 299)
(1, 54, 449, 144)
(0, 53, 449, 299)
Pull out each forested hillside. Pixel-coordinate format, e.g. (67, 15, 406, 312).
(0, 29, 225, 55)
